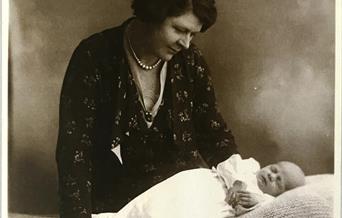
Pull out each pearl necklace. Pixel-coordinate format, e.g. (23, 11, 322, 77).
(127, 36, 161, 71)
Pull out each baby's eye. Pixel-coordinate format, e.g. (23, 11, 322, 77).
(271, 166, 278, 173)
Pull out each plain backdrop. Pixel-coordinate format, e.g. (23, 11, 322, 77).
(9, 0, 335, 214)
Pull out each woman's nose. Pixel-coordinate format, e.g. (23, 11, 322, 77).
(178, 34, 192, 49)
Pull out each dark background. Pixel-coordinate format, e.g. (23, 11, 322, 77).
(9, 0, 335, 214)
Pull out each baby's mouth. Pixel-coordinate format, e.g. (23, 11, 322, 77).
(260, 174, 267, 185)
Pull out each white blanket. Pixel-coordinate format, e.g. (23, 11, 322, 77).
(9, 174, 333, 218)
(93, 154, 272, 218)
(114, 169, 232, 218)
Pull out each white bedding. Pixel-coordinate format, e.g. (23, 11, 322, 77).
(93, 155, 274, 218)
(9, 175, 334, 218)
(113, 169, 232, 218)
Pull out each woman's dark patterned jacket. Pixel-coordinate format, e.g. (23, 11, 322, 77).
(56, 19, 238, 218)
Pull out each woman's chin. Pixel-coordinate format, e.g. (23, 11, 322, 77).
(161, 54, 174, 61)
(160, 50, 180, 61)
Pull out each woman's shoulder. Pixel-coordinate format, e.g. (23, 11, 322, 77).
(74, 18, 133, 57)
(77, 25, 123, 52)
(82, 18, 133, 48)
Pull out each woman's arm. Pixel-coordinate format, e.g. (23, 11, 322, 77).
(56, 41, 100, 218)
(191, 46, 238, 167)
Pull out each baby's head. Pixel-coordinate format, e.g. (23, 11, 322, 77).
(256, 161, 305, 196)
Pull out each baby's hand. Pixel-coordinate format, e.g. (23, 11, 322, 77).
(226, 187, 238, 206)
(235, 191, 265, 208)
(225, 180, 247, 207)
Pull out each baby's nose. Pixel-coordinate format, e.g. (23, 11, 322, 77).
(268, 173, 276, 181)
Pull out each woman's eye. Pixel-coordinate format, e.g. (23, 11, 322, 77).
(175, 28, 188, 34)
(175, 28, 185, 33)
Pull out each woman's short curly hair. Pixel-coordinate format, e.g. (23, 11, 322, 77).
(131, 0, 217, 32)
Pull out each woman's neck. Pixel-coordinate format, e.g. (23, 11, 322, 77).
(127, 19, 160, 65)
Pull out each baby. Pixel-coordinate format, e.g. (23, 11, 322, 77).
(93, 154, 305, 218)
(217, 155, 306, 215)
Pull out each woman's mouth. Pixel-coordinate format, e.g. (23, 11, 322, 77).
(169, 47, 180, 54)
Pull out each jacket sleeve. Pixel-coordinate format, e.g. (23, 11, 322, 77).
(191, 47, 238, 167)
(56, 41, 100, 218)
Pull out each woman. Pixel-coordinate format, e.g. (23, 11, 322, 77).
(56, 0, 238, 217)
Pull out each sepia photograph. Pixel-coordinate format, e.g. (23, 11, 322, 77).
(4, 0, 339, 217)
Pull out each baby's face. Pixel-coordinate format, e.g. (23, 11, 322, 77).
(256, 161, 304, 196)
(256, 163, 286, 196)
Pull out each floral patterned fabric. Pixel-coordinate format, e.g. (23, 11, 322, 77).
(56, 19, 238, 218)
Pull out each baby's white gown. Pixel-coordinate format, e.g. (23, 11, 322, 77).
(94, 154, 271, 218)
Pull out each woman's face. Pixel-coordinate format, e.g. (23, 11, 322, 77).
(149, 10, 203, 61)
